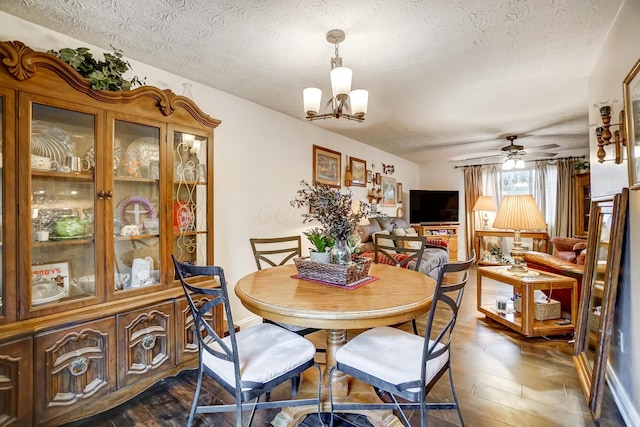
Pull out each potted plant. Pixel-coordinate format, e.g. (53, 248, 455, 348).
(574, 159, 590, 174)
(291, 180, 368, 265)
(47, 46, 145, 91)
(303, 228, 334, 263)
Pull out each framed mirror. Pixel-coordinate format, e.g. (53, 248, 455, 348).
(573, 188, 628, 421)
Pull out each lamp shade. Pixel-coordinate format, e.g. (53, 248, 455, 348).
(350, 89, 368, 116)
(303, 87, 322, 115)
(330, 66, 352, 100)
(472, 195, 497, 212)
(493, 195, 547, 231)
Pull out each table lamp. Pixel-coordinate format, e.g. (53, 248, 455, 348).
(492, 195, 547, 276)
(472, 195, 497, 230)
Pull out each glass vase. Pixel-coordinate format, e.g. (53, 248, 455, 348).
(331, 239, 352, 265)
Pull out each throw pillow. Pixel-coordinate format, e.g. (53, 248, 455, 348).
(403, 227, 418, 236)
(404, 240, 423, 250)
(373, 230, 396, 251)
(391, 228, 406, 236)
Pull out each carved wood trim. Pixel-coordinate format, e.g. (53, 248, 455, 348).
(0, 40, 221, 128)
(118, 303, 174, 388)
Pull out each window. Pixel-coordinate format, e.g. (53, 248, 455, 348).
(500, 170, 532, 195)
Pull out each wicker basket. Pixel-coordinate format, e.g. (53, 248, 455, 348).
(514, 296, 561, 321)
(293, 257, 372, 286)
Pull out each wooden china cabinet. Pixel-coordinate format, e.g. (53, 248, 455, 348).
(0, 41, 222, 426)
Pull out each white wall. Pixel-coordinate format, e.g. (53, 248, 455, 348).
(588, 0, 640, 423)
(0, 12, 420, 327)
(418, 160, 467, 259)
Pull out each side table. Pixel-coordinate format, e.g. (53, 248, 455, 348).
(477, 266, 577, 337)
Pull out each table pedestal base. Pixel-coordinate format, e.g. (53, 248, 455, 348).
(271, 329, 403, 427)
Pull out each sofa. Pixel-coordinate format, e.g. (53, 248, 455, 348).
(523, 250, 584, 316)
(355, 216, 449, 279)
(549, 236, 588, 264)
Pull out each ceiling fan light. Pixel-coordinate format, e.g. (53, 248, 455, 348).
(350, 89, 368, 116)
(330, 66, 352, 101)
(503, 158, 515, 170)
(515, 158, 525, 169)
(303, 87, 322, 116)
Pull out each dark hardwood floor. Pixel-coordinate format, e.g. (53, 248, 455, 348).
(63, 266, 625, 427)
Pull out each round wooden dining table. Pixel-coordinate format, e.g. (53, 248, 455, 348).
(235, 263, 436, 427)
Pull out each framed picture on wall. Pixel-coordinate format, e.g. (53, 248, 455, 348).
(366, 170, 373, 183)
(397, 182, 403, 203)
(312, 145, 341, 188)
(623, 57, 640, 189)
(349, 157, 367, 187)
(381, 176, 397, 207)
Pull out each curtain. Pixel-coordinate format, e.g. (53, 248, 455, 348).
(554, 159, 578, 238)
(463, 166, 483, 256)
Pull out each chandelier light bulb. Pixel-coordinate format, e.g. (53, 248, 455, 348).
(515, 158, 525, 169)
(330, 66, 352, 101)
(350, 89, 369, 116)
(303, 87, 322, 116)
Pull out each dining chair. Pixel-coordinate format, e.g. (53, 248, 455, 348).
(172, 255, 322, 427)
(249, 236, 321, 338)
(328, 252, 476, 427)
(373, 233, 426, 334)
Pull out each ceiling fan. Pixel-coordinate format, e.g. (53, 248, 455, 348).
(455, 134, 559, 163)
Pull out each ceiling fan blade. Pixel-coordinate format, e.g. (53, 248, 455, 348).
(526, 143, 560, 152)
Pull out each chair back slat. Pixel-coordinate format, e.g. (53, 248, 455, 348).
(250, 236, 302, 270)
(373, 234, 427, 271)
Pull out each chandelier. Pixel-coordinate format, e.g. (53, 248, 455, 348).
(303, 29, 369, 122)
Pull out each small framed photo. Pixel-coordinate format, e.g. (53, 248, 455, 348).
(313, 145, 341, 188)
(397, 182, 403, 203)
(349, 157, 367, 187)
(366, 170, 373, 183)
(381, 176, 397, 207)
(623, 57, 640, 189)
(375, 172, 381, 186)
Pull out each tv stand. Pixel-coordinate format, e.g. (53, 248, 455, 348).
(411, 224, 459, 261)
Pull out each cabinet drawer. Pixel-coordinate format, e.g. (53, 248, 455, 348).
(0, 337, 33, 426)
(117, 301, 175, 388)
(34, 317, 116, 424)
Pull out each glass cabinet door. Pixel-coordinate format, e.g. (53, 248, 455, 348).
(0, 95, 3, 318)
(112, 119, 163, 293)
(28, 102, 98, 310)
(172, 130, 211, 267)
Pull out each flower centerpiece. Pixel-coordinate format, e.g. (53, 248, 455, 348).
(291, 180, 368, 265)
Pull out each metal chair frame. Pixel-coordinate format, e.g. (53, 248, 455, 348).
(249, 236, 320, 338)
(374, 233, 427, 334)
(172, 256, 322, 427)
(328, 253, 475, 427)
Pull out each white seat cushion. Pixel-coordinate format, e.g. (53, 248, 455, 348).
(335, 326, 448, 393)
(203, 323, 316, 390)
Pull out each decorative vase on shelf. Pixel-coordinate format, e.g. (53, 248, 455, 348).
(309, 251, 331, 264)
(331, 239, 352, 265)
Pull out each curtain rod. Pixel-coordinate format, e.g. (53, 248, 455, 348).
(453, 155, 586, 169)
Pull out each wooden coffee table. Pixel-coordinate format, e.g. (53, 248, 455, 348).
(477, 265, 577, 337)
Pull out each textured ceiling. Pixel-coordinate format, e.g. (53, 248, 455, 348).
(0, 0, 623, 163)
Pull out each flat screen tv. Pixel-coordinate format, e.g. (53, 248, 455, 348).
(409, 190, 460, 225)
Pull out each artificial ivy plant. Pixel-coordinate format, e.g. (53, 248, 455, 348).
(48, 46, 145, 91)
